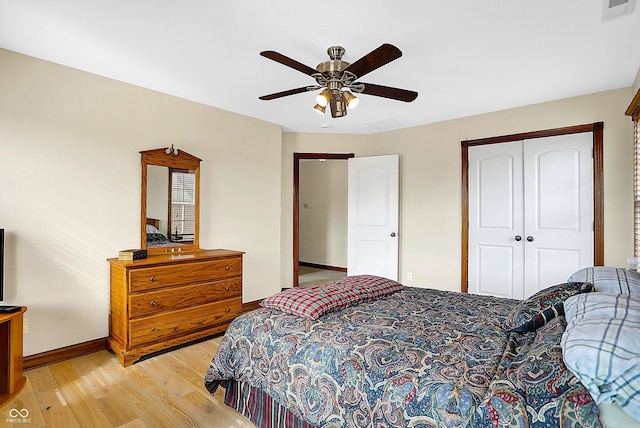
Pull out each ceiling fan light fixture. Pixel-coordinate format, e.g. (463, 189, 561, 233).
(334, 97, 347, 117)
(316, 88, 331, 107)
(313, 103, 326, 115)
(342, 90, 359, 109)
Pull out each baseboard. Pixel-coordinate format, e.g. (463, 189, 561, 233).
(23, 338, 108, 370)
(299, 261, 347, 273)
(242, 299, 262, 312)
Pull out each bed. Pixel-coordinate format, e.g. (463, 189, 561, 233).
(203, 274, 628, 427)
(145, 223, 173, 247)
(145, 218, 189, 248)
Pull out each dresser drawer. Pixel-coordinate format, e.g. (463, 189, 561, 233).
(129, 257, 242, 292)
(129, 297, 242, 347)
(129, 278, 241, 318)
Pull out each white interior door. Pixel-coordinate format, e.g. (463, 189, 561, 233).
(347, 155, 399, 281)
(468, 142, 525, 299)
(523, 133, 594, 297)
(468, 133, 594, 299)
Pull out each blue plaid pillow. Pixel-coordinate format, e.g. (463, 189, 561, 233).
(568, 267, 640, 295)
(503, 282, 593, 333)
(562, 292, 640, 422)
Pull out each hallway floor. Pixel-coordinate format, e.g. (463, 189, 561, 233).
(298, 266, 346, 288)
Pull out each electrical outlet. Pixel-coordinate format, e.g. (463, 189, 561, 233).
(407, 272, 413, 282)
(23, 319, 28, 335)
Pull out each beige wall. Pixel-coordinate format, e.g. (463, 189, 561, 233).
(299, 160, 347, 268)
(0, 49, 282, 356)
(282, 88, 635, 291)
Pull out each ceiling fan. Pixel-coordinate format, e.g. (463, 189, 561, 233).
(259, 44, 418, 118)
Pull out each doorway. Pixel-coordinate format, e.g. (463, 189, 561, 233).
(293, 153, 354, 287)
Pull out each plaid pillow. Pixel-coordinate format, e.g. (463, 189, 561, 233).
(562, 292, 640, 422)
(503, 282, 593, 333)
(260, 275, 402, 319)
(329, 275, 403, 300)
(567, 267, 640, 295)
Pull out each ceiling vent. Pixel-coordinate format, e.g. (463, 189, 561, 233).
(365, 118, 403, 130)
(602, 0, 636, 21)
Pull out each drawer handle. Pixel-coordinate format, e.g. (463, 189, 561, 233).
(151, 276, 156, 282)
(151, 327, 157, 332)
(225, 265, 230, 271)
(225, 286, 231, 291)
(150, 301, 157, 306)
(225, 308, 231, 313)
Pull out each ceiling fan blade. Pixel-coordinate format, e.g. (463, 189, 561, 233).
(260, 50, 318, 76)
(344, 44, 403, 79)
(259, 86, 315, 100)
(358, 82, 418, 102)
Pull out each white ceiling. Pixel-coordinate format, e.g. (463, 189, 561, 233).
(1, 0, 639, 134)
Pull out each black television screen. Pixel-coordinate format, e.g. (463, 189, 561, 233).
(0, 229, 4, 301)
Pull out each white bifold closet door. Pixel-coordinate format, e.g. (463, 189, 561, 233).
(468, 133, 594, 299)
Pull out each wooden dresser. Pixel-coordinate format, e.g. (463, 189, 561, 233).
(107, 249, 243, 366)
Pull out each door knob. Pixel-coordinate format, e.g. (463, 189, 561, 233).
(515, 235, 522, 241)
(527, 236, 534, 242)
(390, 232, 396, 237)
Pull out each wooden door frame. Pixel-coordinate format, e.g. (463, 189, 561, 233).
(461, 122, 604, 293)
(293, 152, 355, 287)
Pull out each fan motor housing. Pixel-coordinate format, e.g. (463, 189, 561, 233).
(316, 60, 350, 74)
(316, 45, 349, 74)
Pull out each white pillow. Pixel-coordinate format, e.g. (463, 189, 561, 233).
(567, 267, 640, 295)
(562, 292, 640, 421)
(146, 224, 160, 234)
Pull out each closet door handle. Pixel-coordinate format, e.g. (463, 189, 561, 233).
(514, 235, 522, 241)
(527, 236, 534, 242)
(390, 232, 396, 237)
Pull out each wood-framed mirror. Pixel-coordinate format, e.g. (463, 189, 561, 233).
(140, 147, 201, 254)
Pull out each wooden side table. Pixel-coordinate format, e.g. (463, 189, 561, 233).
(0, 307, 26, 407)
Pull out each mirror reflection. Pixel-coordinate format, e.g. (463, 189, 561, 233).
(145, 166, 196, 247)
(141, 148, 201, 253)
(145, 165, 169, 239)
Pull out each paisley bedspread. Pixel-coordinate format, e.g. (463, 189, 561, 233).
(204, 287, 600, 427)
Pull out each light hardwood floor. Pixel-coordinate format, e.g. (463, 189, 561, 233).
(2, 336, 256, 428)
(298, 267, 346, 288)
